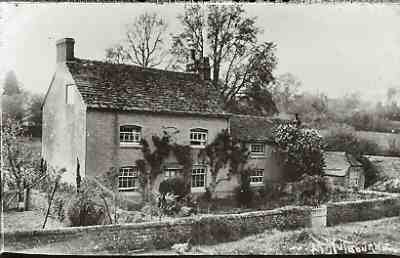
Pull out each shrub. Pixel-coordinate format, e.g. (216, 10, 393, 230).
(271, 124, 325, 181)
(65, 182, 106, 227)
(234, 169, 254, 208)
(158, 177, 189, 198)
(291, 174, 331, 207)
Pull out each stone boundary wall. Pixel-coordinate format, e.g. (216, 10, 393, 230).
(4, 206, 312, 252)
(5, 191, 400, 253)
(326, 190, 400, 226)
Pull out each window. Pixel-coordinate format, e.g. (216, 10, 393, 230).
(164, 167, 182, 179)
(250, 168, 264, 184)
(66, 85, 74, 105)
(250, 143, 265, 156)
(120, 125, 141, 145)
(190, 128, 208, 147)
(191, 166, 206, 189)
(118, 166, 138, 191)
(349, 171, 359, 187)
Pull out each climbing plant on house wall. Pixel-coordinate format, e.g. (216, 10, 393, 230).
(198, 129, 250, 198)
(135, 131, 193, 202)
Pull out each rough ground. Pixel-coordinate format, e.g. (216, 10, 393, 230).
(3, 210, 65, 232)
(8, 216, 400, 255)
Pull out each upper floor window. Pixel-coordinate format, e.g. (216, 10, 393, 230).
(66, 85, 74, 105)
(191, 165, 207, 190)
(250, 168, 264, 185)
(119, 166, 138, 191)
(250, 143, 265, 156)
(190, 128, 208, 147)
(120, 125, 141, 146)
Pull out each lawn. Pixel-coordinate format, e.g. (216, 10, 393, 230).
(3, 210, 65, 232)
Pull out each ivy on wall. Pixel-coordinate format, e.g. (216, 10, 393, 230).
(198, 129, 250, 198)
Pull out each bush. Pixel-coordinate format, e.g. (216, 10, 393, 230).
(65, 183, 106, 227)
(271, 124, 325, 181)
(234, 169, 255, 208)
(290, 174, 331, 207)
(158, 177, 189, 199)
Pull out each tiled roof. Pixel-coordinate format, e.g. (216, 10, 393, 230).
(323, 151, 350, 177)
(229, 114, 286, 142)
(66, 58, 227, 117)
(365, 155, 400, 179)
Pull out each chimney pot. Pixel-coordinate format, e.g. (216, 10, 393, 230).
(56, 38, 75, 63)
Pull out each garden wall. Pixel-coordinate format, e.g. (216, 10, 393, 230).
(4, 206, 311, 252)
(326, 191, 400, 226)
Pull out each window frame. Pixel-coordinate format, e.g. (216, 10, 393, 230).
(163, 167, 182, 180)
(250, 143, 266, 157)
(66, 85, 74, 105)
(249, 168, 264, 185)
(118, 166, 139, 191)
(190, 128, 208, 148)
(119, 125, 142, 147)
(191, 165, 207, 192)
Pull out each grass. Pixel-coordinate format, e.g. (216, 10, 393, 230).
(185, 216, 400, 255)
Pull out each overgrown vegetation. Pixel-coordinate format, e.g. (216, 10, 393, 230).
(271, 123, 325, 182)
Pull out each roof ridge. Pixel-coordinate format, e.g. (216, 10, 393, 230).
(70, 58, 202, 80)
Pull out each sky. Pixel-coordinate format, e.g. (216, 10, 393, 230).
(1, 3, 400, 103)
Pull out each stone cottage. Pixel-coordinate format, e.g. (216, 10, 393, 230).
(323, 151, 365, 190)
(42, 38, 283, 199)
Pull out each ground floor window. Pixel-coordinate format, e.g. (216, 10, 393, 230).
(250, 168, 264, 184)
(119, 166, 138, 191)
(164, 167, 182, 179)
(191, 165, 206, 189)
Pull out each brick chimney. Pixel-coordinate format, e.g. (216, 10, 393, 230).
(185, 49, 211, 81)
(198, 57, 210, 81)
(56, 38, 75, 63)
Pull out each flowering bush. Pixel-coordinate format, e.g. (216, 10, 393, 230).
(271, 124, 325, 181)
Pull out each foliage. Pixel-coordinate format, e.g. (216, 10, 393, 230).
(171, 4, 278, 116)
(324, 126, 381, 156)
(105, 12, 169, 68)
(198, 129, 250, 198)
(289, 174, 331, 207)
(234, 168, 254, 208)
(2, 119, 43, 201)
(271, 123, 325, 181)
(136, 132, 193, 201)
(268, 73, 301, 114)
(2, 70, 20, 96)
(357, 156, 382, 188)
(65, 180, 107, 227)
(159, 177, 189, 198)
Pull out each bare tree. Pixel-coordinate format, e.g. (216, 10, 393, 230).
(106, 12, 168, 68)
(171, 5, 278, 116)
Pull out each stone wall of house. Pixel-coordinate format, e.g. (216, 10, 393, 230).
(85, 109, 236, 198)
(42, 63, 86, 185)
(4, 205, 311, 252)
(326, 191, 400, 226)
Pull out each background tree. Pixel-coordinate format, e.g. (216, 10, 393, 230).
(3, 71, 20, 96)
(1, 71, 28, 123)
(268, 73, 301, 114)
(105, 12, 169, 68)
(2, 119, 41, 201)
(171, 5, 278, 116)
